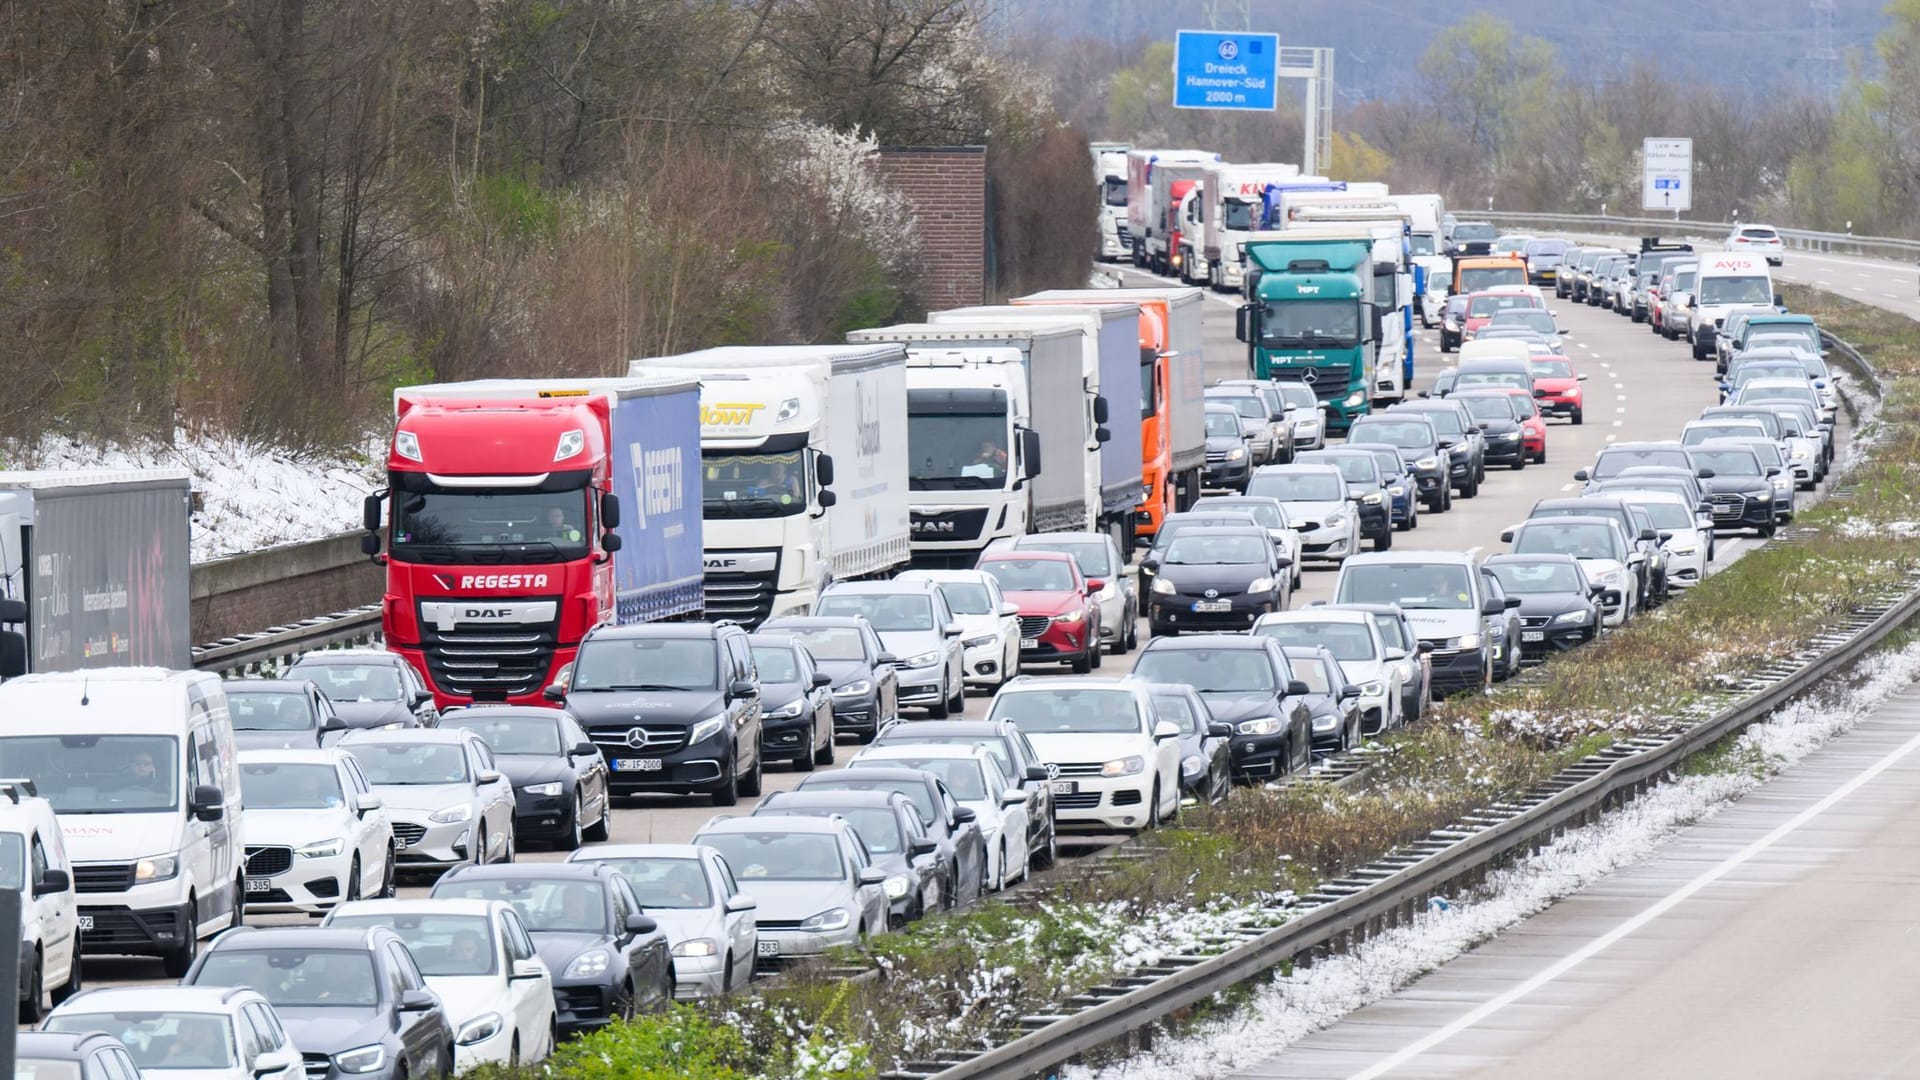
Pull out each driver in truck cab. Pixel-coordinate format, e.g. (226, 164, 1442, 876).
(545, 506, 583, 543)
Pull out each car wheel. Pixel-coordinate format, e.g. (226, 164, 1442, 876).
(584, 796, 611, 842)
(555, 797, 586, 850)
(508, 1037, 520, 1070)
(1090, 636, 1104, 669)
(1374, 525, 1392, 551)
(1146, 780, 1163, 829)
(345, 856, 361, 902)
(1572, 409, 1583, 425)
(813, 723, 835, 766)
(1124, 609, 1139, 651)
(1070, 643, 1093, 673)
(711, 751, 740, 807)
(501, 826, 515, 864)
(1441, 484, 1454, 512)
(1511, 454, 1525, 471)
(946, 676, 966, 716)
(927, 675, 951, 718)
(1034, 824, 1058, 869)
(738, 747, 764, 798)
(18, 948, 44, 1024)
(380, 846, 399, 897)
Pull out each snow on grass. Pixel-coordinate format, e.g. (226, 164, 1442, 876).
(1071, 637, 1920, 1080)
(14, 433, 379, 563)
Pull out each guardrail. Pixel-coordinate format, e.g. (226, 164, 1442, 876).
(190, 604, 382, 678)
(1479, 210, 1920, 263)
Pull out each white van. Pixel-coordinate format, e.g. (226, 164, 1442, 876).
(0, 669, 244, 977)
(1, 779, 80, 1020)
(1689, 253, 1777, 360)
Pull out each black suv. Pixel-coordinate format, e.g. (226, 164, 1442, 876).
(550, 622, 764, 806)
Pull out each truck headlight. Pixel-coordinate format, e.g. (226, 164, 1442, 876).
(1152, 577, 1177, 595)
(1343, 391, 1367, 409)
(456, 1012, 504, 1046)
(1236, 718, 1281, 735)
(800, 908, 852, 932)
(520, 782, 565, 797)
(564, 949, 611, 978)
(134, 854, 179, 882)
(689, 714, 728, 743)
(1102, 755, 1146, 777)
(296, 839, 346, 859)
(334, 1045, 387, 1075)
(429, 803, 472, 825)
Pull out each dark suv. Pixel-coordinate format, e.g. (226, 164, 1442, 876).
(551, 622, 764, 806)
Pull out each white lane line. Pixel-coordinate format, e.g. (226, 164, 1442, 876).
(1612, 419, 1624, 427)
(1615, 406, 1627, 413)
(1816, 279, 1833, 286)
(1605, 433, 1617, 442)
(1559, 483, 1575, 492)
(1341, 708, 1920, 1080)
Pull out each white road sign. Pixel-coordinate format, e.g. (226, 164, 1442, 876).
(1642, 137, 1693, 212)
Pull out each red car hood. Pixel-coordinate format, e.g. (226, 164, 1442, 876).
(1534, 376, 1580, 395)
(1004, 590, 1081, 616)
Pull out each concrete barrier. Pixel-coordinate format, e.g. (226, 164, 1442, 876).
(190, 531, 380, 643)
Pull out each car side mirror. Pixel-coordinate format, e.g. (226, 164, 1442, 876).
(1152, 720, 1180, 741)
(952, 806, 977, 824)
(1573, 469, 1590, 481)
(33, 868, 69, 896)
(1339, 686, 1362, 700)
(624, 912, 658, 936)
(1284, 679, 1310, 697)
(1639, 528, 1657, 541)
(399, 988, 437, 1011)
(1024, 765, 1050, 782)
(509, 958, 545, 982)
(857, 867, 889, 887)
(999, 788, 1031, 806)
(190, 784, 225, 822)
(321, 715, 348, 733)
(1657, 530, 1675, 542)
(1698, 502, 1713, 515)
(543, 684, 567, 703)
(1417, 390, 1430, 398)
(477, 770, 503, 785)
(725, 893, 758, 913)
(1480, 598, 1506, 616)
(253, 1049, 299, 1078)
(1273, 555, 1293, 569)
(875, 652, 898, 667)
(1086, 578, 1106, 593)
(1505, 596, 1522, 609)
(1500, 529, 1515, 543)
(1207, 721, 1234, 738)
(355, 794, 383, 816)
(1576, 372, 1588, 379)
(1765, 466, 1782, 477)
(909, 837, 939, 857)
(409, 689, 432, 709)
(811, 672, 833, 688)
(999, 602, 1020, 616)
(1697, 468, 1716, 479)
(1382, 646, 1407, 661)
(728, 678, 759, 699)
(1416, 641, 1435, 654)
(943, 623, 964, 638)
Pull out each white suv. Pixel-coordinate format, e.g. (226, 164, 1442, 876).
(237, 749, 397, 915)
(1726, 224, 1785, 266)
(984, 677, 1180, 834)
(2, 780, 79, 1022)
(45, 985, 304, 1080)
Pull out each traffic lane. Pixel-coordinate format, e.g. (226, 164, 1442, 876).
(1567, 231, 1920, 322)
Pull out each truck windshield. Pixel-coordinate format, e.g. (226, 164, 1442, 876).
(703, 449, 808, 516)
(907, 414, 1009, 491)
(1408, 234, 1437, 256)
(0, 735, 179, 814)
(1259, 299, 1362, 348)
(1699, 276, 1774, 305)
(1221, 197, 1258, 230)
(1459, 267, 1526, 292)
(1104, 179, 1127, 207)
(1139, 357, 1158, 419)
(391, 488, 588, 563)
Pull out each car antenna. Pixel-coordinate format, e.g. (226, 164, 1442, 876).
(79, 675, 89, 707)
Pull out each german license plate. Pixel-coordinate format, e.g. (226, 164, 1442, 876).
(757, 939, 780, 958)
(1521, 631, 1545, 643)
(1051, 780, 1078, 795)
(393, 835, 409, 850)
(1020, 638, 1039, 649)
(1191, 600, 1232, 613)
(614, 758, 663, 772)
(76, 915, 93, 932)
(245, 877, 273, 893)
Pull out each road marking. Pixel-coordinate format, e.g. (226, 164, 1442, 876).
(1816, 279, 1833, 286)
(1612, 419, 1624, 427)
(1559, 483, 1575, 492)
(1341, 704, 1920, 1080)
(1616, 406, 1627, 413)
(1599, 361, 1610, 368)
(1605, 434, 1617, 442)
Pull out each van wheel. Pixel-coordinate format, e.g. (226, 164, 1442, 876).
(738, 750, 763, 798)
(161, 902, 198, 978)
(711, 753, 739, 807)
(18, 948, 44, 1023)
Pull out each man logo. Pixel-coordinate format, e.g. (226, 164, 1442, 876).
(913, 519, 957, 535)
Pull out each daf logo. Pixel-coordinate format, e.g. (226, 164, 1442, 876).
(1204, 589, 1220, 599)
(1301, 368, 1319, 385)
(624, 728, 648, 749)
(464, 608, 510, 619)
(704, 556, 739, 570)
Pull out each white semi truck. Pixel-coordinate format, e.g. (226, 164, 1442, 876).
(1094, 142, 1131, 262)
(1198, 162, 1304, 293)
(1124, 149, 1219, 275)
(1388, 193, 1449, 327)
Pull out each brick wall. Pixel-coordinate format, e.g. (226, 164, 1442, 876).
(191, 532, 383, 643)
(875, 146, 987, 311)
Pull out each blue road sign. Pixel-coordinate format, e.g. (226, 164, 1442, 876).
(1173, 30, 1279, 111)
(1655, 178, 1680, 190)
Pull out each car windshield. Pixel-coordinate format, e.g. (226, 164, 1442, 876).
(765, 806, 904, 855)
(1459, 396, 1518, 421)
(1212, 394, 1267, 420)
(1195, 500, 1286, 528)
(193, 949, 379, 1008)
(1692, 449, 1762, 476)
(1335, 563, 1475, 610)
(1487, 560, 1586, 594)
(1490, 311, 1557, 335)
(44, 1013, 235, 1071)
(1205, 410, 1244, 437)
(1699, 276, 1774, 305)
(434, 878, 609, 934)
(800, 776, 935, 825)
(1302, 453, 1375, 485)
(1368, 613, 1408, 649)
(1525, 359, 1572, 380)
(1732, 365, 1804, 387)
(1739, 384, 1813, 405)
(1362, 449, 1404, 477)
(240, 762, 346, 810)
(442, 714, 563, 756)
(988, 688, 1143, 735)
(1150, 694, 1202, 735)
(1468, 295, 1533, 317)
(701, 448, 806, 519)
(1347, 420, 1433, 449)
(1164, 534, 1269, 565)
(0, 735, 178, 814)
(1023, 540, 1112, 578)
(1513, 522, 1620, 559)
(1246, 472, 1342, 502)
(853, 756, 989, 800)
(980, 558, 1076, 593)
(1455, 372, 1529, 390)
(750, 646, 801, 684)
(292, 662, 403, 703)
(699, 831, 844, 881)
(1289, 658, 1334, 694)
(1747, 325, 1820, 350)
(577, 857, 712, 909)
(936, 583, 993, 615)
(1132, 648, 1278, 693)
(817, 593, 934, 632)
(1254, 620, 1377, 661)
(228, 690, 314, 731)
(1276, 384, 1319, 411)
(1593, 449, 1690, 478)
(1628, 500, 1693, 529)
(348, 743, 470, 785)
(874, 730, 1014, 776)
(328, 912, 497, 976)
(1404, 410, 1465, 438)
(570, 637, 717, 692)
(775, 626, 864, 662)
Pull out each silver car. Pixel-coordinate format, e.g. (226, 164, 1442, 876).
(1245, 465, 1361, 564)
(565, 843, 759, 999)
(337, 728, 516, 876)
(815, 579, 967, 718)
(691, 815, 889, 958)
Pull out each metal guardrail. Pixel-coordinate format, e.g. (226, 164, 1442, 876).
(189, 605, 382, 677)
(1479, 210, 1920, 263)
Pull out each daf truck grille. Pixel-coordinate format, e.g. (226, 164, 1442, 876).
(419, 600, 560, 701)
(704, 570, 778, 629)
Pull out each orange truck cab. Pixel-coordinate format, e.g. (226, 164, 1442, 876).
(1450, 255, 1529, 297)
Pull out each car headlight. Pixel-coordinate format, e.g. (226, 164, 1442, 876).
(1152, 577, 1177, 595)
(1052, 609, 1084, 624)
(902, 651, 942, 669)
(1247, 577, 1276, 593)
(1236, 717, 1281, 735)
(768, 700, 805, 720)
(334, 1045, 387, 1075)
(520, 781, 565, 797)
(883, 876, 911, 900)
(1361, 492, 1384, 505)
(1102, 755, 1146, 777)
(1326, 511, 1350, 527)
(1343, 390, 1367, 408)
(134, 854, 179, 882)
(296, 838, 346, 859)
(1388, 484, 1407, 497)
(800, 908, 852, 932)
(1454, 633, 1483, 650)
(375, 721, 407, 731)
(1789, 448, 1808, 459)
(688, 714, 727, 743)
(1181, 754, 1205, 777)
(1669, 545, 1698, 557)
(1226, 446, 1247, 461)
(672, 938, 719, 958)
(1415, 457, 1439, 470)
(1492, 432, 1519, 441)
(1358, 680, 1385, 697)
(564, 949, 611, 978)
(1594, 569, 1623, 585)
(1553, 609, 1591, 624)
(429, 803, 472, 825)
(1312, 713, 1337, 731)
(834, 680, 872, 698)
(962, 634, 998, 649)
(455, 1012, 504, 1046)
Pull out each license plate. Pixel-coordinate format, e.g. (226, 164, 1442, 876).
(1020, 638, 1040, 649)
(1051, 780, 1078, 795)
(1521, 631, 1545, 643)
(1191, 600, 1232, 613)
(614, 758, 663, 772)
(757, 940, 780, 958)
(76, 915, 93, 932)
(245, 877, 273, 894)
(393, 835, 409, 850)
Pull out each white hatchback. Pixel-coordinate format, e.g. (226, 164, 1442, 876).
(237, 749, 396, 915)
(1726, 224, 1785, 265)
(846, 745, 1033, 891)
(898, 570, 1023, 692)
(44, 985, 303, 1080)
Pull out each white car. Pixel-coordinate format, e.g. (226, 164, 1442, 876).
(1245, 464, 1362, 565)
(45, 986, 304, 1080)
(1273, 384, 1325, 451)
(898, 570, 1022, 692)
(326, 898, 555, 1073)
(1659, 261, 1699, 340)
(1737, 377, 1834, 428)
(1250, 610, 1404, 734)
(1505, 517, 1638, 626)
(1726, 223, 1785, 265)
(1, 781, 79, 1021)
(691, 814, 889, 957)
(338, 729, 516, 878)
(237, 749, 396, 915)
(846, 744, 1032, 891)
(983, 677, 1181, 834)
(1614, 491, 1712, 590)
(565, 844, 759, 999)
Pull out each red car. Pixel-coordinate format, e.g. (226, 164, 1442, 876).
(1460, 288, 1544, 342)
(976, 550, 1103, 674)
(1528, 356, 1587, 425)
(1482, 385, 1549, 465)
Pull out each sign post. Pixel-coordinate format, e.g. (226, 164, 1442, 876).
(1173, 30, 1281, 112)
(1641, 137, 1693, 217)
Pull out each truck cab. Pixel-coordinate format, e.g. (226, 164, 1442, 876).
(1237, 238, 1378, 435)
(1449, 255, 1529, 297)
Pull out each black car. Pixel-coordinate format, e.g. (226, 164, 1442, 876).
(794, 766, 988, 904)
(759, 615, 901, 742)
(438, 706, 611, 849)
(1477, 566, 1528, 682)
(1483, 554, 1601, 659)
(1346, 414, 1449, 514)
(746, 633, 837, 770)
(755, 789, 947, 927)
(225, 678, 347, 750)
(1451, 390, 1530, 470)
(1131, 636, 1314, 781)
(1279, 645, 1363, 754)
(1145, 683, 1232, 805)
(869, 718, 1058, 868)
(1389, 401, 1484, 497)
(1139, 510, 1265, 595)
(1690, 441, 1783, 536)
(285, 650, 441, 731)
(550, 621, 764, 806)
(431, 862, 673, 1035)
(184, 926, 454, 1080)
(1202, 402, 1256, 488)
(1144, 526, 1290, 636)
(1296, 448, 1393, 548)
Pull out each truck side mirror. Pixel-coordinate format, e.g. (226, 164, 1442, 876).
(601, 531, 624, 553)
(600, 491, 621, 529)
(815, 454, 835, 487)
(360, 533, 382, 557)
(1095, 427, 1111, 444)
(1093, 396, 1110, 425)
(817, 489, 838, 508)
(362, 493, 383, 532)
(1235, 304, 1254, 343)
(1020, 429, 1043, 479)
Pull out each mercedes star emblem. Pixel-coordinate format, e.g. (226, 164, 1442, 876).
(1300, 368, 1319, 385)
(624, 728, 648, 749)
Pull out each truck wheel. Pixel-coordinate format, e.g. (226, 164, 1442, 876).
(711, 754, 740, 807)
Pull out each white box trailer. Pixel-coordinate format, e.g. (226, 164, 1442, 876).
(1124, 149, 1219, 271)
(1389, 193, 1450, 327)
(1200, 163, 1303, 292)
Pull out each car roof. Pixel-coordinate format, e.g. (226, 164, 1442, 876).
(1342, 549, 1480, 567)
(1533, 496, 1631, 512)
(1261, 608, 1370, 624)
(1322, 602, 1411, 617)
(1280, 644, 1341, 665)
(758, 790, 911, 812)
(289, 650, 406, 665)
(763, 615, 873, 629)
(1455, 359, 1533, 372)
(1140, 633, 1274, 651)
(223, 679, 313, 692)
(585, 621, 727, 640)
(1519, 514, 1620, 530)
(1485, 552, 1584, 566)
(696, 813, 848, 836)
(568, 843, 711, 861)
(333, 897, 505, 917)
(1010, 532, 1109, 545)
(980, 549, 1075, 563)
(854, 744, 996, 764)
(236, 748, 345, 766)
(821, 578, 944, 596)
(799, 766, 937, 785)
(441, 862, 613, 883)
(745, 633, 807, 650)
(1695, 438, 1766, 453)
(338, 727, 473, 746)
(876, 719, 1011, 736)
(56, 985, 257, 1012)
(1253, 463, 1342, 477)
(207, 926, 390, 952)
(896, 570, 994, 585)
(18, 1031, 126, 1057)
(998, 674, 1148, 694)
